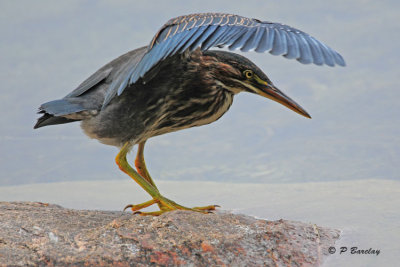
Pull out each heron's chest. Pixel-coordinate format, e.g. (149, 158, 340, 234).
(144, 88, 234, 137)
(185, 90, 234, 127)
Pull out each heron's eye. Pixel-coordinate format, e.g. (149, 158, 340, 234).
(244, 70, 253, 79)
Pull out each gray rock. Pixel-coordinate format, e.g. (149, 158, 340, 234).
(0, 202, 339, 266)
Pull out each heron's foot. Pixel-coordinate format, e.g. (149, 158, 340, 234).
(192, 204, 220, 211)
(124, 195, 219, 216)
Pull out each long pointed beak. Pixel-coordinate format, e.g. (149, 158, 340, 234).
(254, 83, 311, 119)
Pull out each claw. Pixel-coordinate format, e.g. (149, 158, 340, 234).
(123, 199, 159, 212)
(123, 204, 133, 211)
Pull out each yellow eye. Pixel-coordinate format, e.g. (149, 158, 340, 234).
(244, 70, 253, 79)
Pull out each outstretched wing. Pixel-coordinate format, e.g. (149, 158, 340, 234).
(103, 13, 345, 107)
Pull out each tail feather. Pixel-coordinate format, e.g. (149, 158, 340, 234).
(34, 98, 87, 129)
(39, 98, 86, 116)
(34, 113, 79, 129)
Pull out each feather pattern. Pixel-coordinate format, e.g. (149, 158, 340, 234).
(104, 13, 345, 108)
(284, 31, 300, 59)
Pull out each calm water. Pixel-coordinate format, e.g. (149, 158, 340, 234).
(1, 179, 398, 266)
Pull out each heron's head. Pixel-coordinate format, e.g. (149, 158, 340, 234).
(204, 51, 311, 119)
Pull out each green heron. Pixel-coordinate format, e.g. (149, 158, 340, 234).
(34, 13, 345, 215)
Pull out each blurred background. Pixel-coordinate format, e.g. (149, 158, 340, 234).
(1, 0, 399, 186)
(0, 1, 399, 266)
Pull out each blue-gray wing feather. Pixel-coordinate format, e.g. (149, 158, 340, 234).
(284, 31, 300, 59)
(103, 13, 345, 108)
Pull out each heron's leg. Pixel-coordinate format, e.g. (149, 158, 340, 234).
(116, 142, 219, 215)
(134, 141, 157, 189)
(116, 142, 160, 198)
(134, 140, 164, 210)
(116, 142, 189, 212)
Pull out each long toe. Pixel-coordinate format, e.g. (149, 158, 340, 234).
(193, 205, 220, 211)
(123, 199, 159, 212)
(124, 195, 220, 216)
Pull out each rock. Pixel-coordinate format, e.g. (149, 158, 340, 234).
(0, 202, 339, 266)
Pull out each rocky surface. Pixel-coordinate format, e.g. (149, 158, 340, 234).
(0, 202, 340, 266)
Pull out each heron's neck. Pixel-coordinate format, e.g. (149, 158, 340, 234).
(190, 51, 242, 95)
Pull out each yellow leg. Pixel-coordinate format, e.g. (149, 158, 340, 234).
(135, 141, 157, 188)
(134, 141, 165, 210)
(116, 141, 219, 216)
(116, 142, 159, 198)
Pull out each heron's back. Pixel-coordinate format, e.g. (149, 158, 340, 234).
(34, 47, 147, 130)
